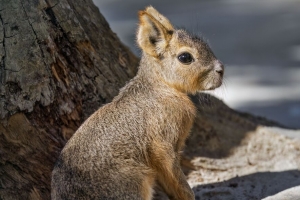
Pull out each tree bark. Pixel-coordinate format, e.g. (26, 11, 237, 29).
(0, 0, 138, 199)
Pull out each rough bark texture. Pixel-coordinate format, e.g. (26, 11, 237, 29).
(0, 1, 299, 200)
(0, 0, 138, 199)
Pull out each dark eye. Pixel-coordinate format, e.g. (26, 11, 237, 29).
(177, 52, 194, 64)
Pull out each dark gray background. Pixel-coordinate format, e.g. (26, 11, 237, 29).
(93, 0, 300, 128)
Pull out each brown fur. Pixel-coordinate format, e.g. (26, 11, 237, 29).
(51, 6, 224, 200)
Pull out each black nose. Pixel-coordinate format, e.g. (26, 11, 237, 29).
(216, 67, 224, 76)
(215, 61, 224, 77)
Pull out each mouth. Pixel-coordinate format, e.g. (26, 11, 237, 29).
(215, 79, 223, 88)
(205, 77, 223, 90)
(206, 86, 215, 91)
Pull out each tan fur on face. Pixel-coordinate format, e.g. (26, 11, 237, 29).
(52, 6, 223, 200)
(157, 29, 222, 94)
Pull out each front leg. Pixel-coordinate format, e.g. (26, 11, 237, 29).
(150, 142, 195, 200)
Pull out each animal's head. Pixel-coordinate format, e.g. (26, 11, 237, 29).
(137, 6, 224, 94)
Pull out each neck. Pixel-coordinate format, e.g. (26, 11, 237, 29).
(136, 53, 164, 84)
(112, 54, 163, 102)
(114, 53, 194, 115)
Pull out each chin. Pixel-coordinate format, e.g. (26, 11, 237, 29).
(204, 81, 223, 91)
(215, 80, 223, 89)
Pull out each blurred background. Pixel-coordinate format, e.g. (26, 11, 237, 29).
(93, 0, 300, 128)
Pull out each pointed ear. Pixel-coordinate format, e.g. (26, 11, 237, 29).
(137, 7, 174, 57)
(145, 6, 174, 31)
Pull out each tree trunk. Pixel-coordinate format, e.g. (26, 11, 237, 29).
(0, 0, 138, 199)
(1, 1, 299, 200)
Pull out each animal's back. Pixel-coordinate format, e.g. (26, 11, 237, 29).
(52, 91, 153, 199)
(51, 83, 194, 199)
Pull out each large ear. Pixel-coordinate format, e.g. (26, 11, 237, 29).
(137, 6, 174, 57)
